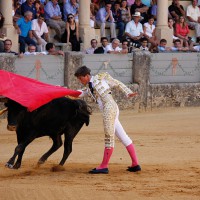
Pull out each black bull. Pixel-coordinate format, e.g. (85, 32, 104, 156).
(1, 97, 92, 169)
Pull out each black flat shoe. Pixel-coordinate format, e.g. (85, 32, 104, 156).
(89, 168, 109, 174)
(127, 165, 141, 172)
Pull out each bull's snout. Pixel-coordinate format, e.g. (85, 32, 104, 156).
(7, 125, 16, 131)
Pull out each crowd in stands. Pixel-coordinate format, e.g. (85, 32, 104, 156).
(1, 0, 200, 56)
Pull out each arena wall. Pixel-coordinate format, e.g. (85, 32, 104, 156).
(0, 51, 200, 114)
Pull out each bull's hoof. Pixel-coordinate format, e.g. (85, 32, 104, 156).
(13, 163, 21, 169)
(37, 160, 45, 165)
(5, 162, 14, 169)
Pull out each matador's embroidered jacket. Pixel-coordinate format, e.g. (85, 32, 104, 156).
(79, 72, 133, 109)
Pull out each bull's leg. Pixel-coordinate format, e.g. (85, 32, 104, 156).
(5, 144, 23, 168)
(59, 135, 73, 166)
(38, 135, 62, 164)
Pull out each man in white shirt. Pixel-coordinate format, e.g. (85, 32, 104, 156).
(186, 0, 200, 40)
(125, 12, 144, 48)
(105, 38, 122, 53)
(32, 14, 49, 52)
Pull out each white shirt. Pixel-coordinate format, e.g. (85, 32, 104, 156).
(105, 44, 122, 53)
(32, 19, 49, 38)
(186, 4, 200, 21)
(125, 20, 143, 37)
(144, 22, 155, 38)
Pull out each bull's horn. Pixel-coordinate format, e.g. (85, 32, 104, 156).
(0, 108, 8, 115)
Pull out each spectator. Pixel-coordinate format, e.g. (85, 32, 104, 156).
(90, 3, 96, 28)
(190, 37, 200, 51)
(112, 1, 125, 42)
(149, 0, 157, 22)
(125, 11, 143, 48)
(105, 38, 122, 53)
(15, 11, 36, 53)
(130, 0, 149, 24)
(168, 0, 185, 22)
(139, 37, 149, 50)
(95, 2, 117, 41)
(0, 12, 5, 52)
(94, 36, 109, 54)
(2, 39, 18, 55)
(143, 15, 157, 52)
(44, 0, 66, 42)
(84, 39, 98, 54)
(121, 39, 129, 53)
(19, 0, 26, 5)
(45, 42, 64, 55)
(174, 15, 190, 48)
(13, 0, 22, 23)
(32, 14, 49, 52)
(21, 0, 37, 19)
(168, 17, 179, 42)
(121, 0, 131, 24)
(186, 0, 200, 41)
(61, 13, 80, 51)
(63, 0, 79, 22)
(22, 44, 47, 55)
(171, 39, 189, 52)
(34, 0, 45, 18)
(157, 38, 171, 52)
(23, 44, 37, 55)
(91, 0, 100, 16)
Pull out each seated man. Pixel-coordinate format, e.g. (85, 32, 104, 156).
(45, 42, 64, 56)
(130, 0, 149, 24)
(63, 0, 79, 22)
(168, 0, 185, 22)
(21, 0, 37, 19)
(23, 44, 47, 55)
(157, 39, 172, 52)
(2, 39, 18, 55)
(32, 14, 49, 52)
(94, 37, 109, 54)
(105, 38, 122, 54)
(125, 12, 143, 48)
(171, 39, 189, 52)
(186, 0, 200, 41)
(15, 11, 36, 53)
(84, 39, 98, 54)
(95, 2, 116, 40)
(44, 0, 65, 42)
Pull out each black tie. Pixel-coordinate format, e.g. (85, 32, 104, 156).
(88, 82, 94, 94)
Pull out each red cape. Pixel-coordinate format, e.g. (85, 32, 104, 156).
(0, 70, 81, 111)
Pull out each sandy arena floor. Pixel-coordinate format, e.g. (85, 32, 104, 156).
(0, 107, 200, 200)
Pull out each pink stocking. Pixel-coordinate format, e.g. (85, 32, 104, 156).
(96, 147, 114, 169)
(126, 143, 139, 167)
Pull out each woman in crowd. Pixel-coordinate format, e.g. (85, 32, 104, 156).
(174, 15, 190, 48)
(35, 0, 45, 18)
(143, 15, 157, 52)
(61, 13, 80, 51)
(121, 0, 131, 25)
(168, 17, 179, 42)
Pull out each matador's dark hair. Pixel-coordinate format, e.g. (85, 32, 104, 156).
(74, 66, 91, 77)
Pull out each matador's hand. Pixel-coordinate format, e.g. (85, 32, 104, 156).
(128, 93, 138, 98)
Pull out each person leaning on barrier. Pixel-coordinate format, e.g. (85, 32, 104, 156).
(105, 38, 122, 54)
(84, 39, 98, 54)
(94, 37, 109, 54)
(45, 42, 64, 56)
